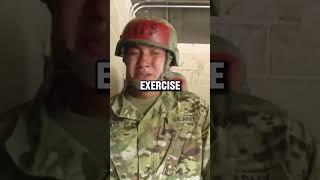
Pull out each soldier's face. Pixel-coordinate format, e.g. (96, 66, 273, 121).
(125, 45, 166, 81)
(52, 0, 108, 59)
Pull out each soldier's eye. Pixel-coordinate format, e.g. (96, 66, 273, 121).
(151, 49, 163, 55)
(128, 49, 140, 55)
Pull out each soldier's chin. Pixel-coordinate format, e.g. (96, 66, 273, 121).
(134, 76, 154, 81)
(126, 79, 141, 90)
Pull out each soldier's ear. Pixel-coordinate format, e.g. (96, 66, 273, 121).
(123, 57, 128, 65)
(122, 48, 129, 64)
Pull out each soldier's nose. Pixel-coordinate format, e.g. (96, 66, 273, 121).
(137, 53, 151, 68)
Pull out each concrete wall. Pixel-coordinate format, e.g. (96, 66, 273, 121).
(172, 44, 210, 104)
(212, 0, 320, 138)
(110, 0, 131, 96)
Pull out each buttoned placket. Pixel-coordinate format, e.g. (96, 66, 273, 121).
(136, 104, 162, 179)
(111, 92, 181, 179)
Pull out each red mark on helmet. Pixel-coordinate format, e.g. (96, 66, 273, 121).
(123, 20, 170, 46)
(211, 52, 241, 90)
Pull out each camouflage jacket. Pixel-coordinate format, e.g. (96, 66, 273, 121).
(212, 93, 320, 180)
(110, 91, 210, 179)
(0, 98, 106, 180)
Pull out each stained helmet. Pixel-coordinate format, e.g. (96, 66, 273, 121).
(115, 16, 179, 66)
(211, 34, 249, 93)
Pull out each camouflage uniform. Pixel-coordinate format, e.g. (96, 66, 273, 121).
(212, 93, 320, 180)
(1, 97, 106, 180)
(110, 91, 210, 179)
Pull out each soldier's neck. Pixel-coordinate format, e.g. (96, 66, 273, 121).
(127, 87, 160, 99)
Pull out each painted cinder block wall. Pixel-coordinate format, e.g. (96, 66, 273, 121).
(212, 0, 320, 138)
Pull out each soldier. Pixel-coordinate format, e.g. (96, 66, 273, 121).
(0, 0, 108, 179)
(211, 34, 320, 180)
(110, 16, 210, 179)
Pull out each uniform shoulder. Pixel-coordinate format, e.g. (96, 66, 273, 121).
(110, 93, 124, 105)
(226, 93, 286, 116)
(174, 91, 207, 104)
(230, 93, 315, 146)
(172, 91, 209, 114)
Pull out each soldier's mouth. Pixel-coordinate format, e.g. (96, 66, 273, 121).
(135, 72, 152, 80)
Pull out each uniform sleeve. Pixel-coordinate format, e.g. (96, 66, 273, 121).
(307, 136, 320, 180)
(201, 105, 210, 179)
(288, 120, 320, 180)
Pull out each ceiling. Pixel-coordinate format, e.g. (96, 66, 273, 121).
(130, 0, 210, 44)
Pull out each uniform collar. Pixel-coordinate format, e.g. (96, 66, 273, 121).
(111, 91, 178, 120)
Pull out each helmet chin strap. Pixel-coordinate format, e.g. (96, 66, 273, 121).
(126, 76, 141, 90)
(160, 53, 173, 80)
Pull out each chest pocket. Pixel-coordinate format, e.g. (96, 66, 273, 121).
(157, 113, 202, 177)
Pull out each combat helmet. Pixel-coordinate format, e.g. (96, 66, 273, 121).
(115, 16, 179, 67)
(211, 34, 249, 93)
